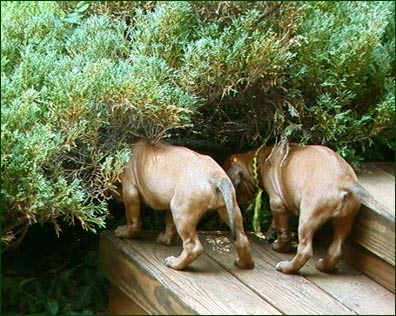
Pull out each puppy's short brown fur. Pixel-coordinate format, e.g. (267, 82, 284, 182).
(115, 139, 254, 270)
(223, 143, 389, 274)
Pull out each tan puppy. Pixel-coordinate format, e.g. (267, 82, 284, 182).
(223, 142, 389, 274)
(115, 139, 254, 270)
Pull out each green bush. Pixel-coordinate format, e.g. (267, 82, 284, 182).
(2, 225, 108, 315)
(1, 1, 394, 249)
(2, 252, 107, 315)
(288, 1, 395, 161)
(1, 1, 198, 249)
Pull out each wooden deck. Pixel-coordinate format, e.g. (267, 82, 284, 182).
(98, 162, 395, 315)
(345, 162, 395, 292)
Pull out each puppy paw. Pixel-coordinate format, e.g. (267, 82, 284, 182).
(315, 258, 336, 273)
(275, 260, 292, 273)
(164, 256, 184, 270)
(156, 232, 178, 246)
(272, 239, 292, 253)
(164, 255, 176, 267)
(234, 258, 255, 269)
(115, 225, 140, 239)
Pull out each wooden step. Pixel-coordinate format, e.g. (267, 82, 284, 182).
(98, 162, 395, 314)
(344, 162, 395, 292)
(98, 230, 395, 315)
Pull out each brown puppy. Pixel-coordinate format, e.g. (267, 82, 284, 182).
(115, 139, 254, 270)
(223, 142, 390, 274)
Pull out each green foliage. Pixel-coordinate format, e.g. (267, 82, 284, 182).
(2, 230, 108, 315)
(1, 1, 394, 251)
(289, 1, 395, 161)
(2, 256, 107, 315)
(2, 2, 128, 249)
(130, 1, 197, 68)
(62, 1, 90, 25)
(179, 8, 293, 102)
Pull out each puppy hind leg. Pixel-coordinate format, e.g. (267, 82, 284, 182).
(156, 210, 178, 246)
(275, 221, 315, 274)
(275, 206, 328, 274)
(316, 210, 358, 272)
(266, 218, 277, 243)
(271, 198, 292, 253)
(164, 225, 203, 270)
(163, 203, 204, 270)
(217, 206, 255, 269)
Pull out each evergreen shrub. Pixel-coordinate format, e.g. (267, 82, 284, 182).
(1, 1, 394, 248)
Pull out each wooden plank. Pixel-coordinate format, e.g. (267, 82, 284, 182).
(349, 206, 395, 266)
(357, 163, 395, 217)
(373, 162, 395, 176)
(347, 162, 396, 268)
(119, 231, 282, 315)
(316, 224, 395, 293)
(343, 241, 395, 293)
(98, 230, 281, 315)
(303, 255, 395, 315)
(202, 233, 354, 315)
(99, 231, 395, 315)
(108, 284, 148, 315)
(201, 232, 395, 315)
(251, 235, 395, 315)
(98, 231, 196, 315)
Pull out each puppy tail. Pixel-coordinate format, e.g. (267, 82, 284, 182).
(217, 178, 237, 240)
(349, 183, 394, 221)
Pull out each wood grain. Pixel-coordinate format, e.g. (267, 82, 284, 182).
(357, 162, 395, 217)
(372, 162, 395, 176)
(108, 284, 148, 315)
(98, 230, 281, 315)
(99, 163, 395, 315)
(343, 241, 395, 293)
(350, 206, 394, 265)
(346, 162, 395, 272)
(203, 232, 395, 315)
(99, 230, 395, 315)
(253, 235, 395, 315)
(201, 233, 354, 315)
(99, 231, 197, 315)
